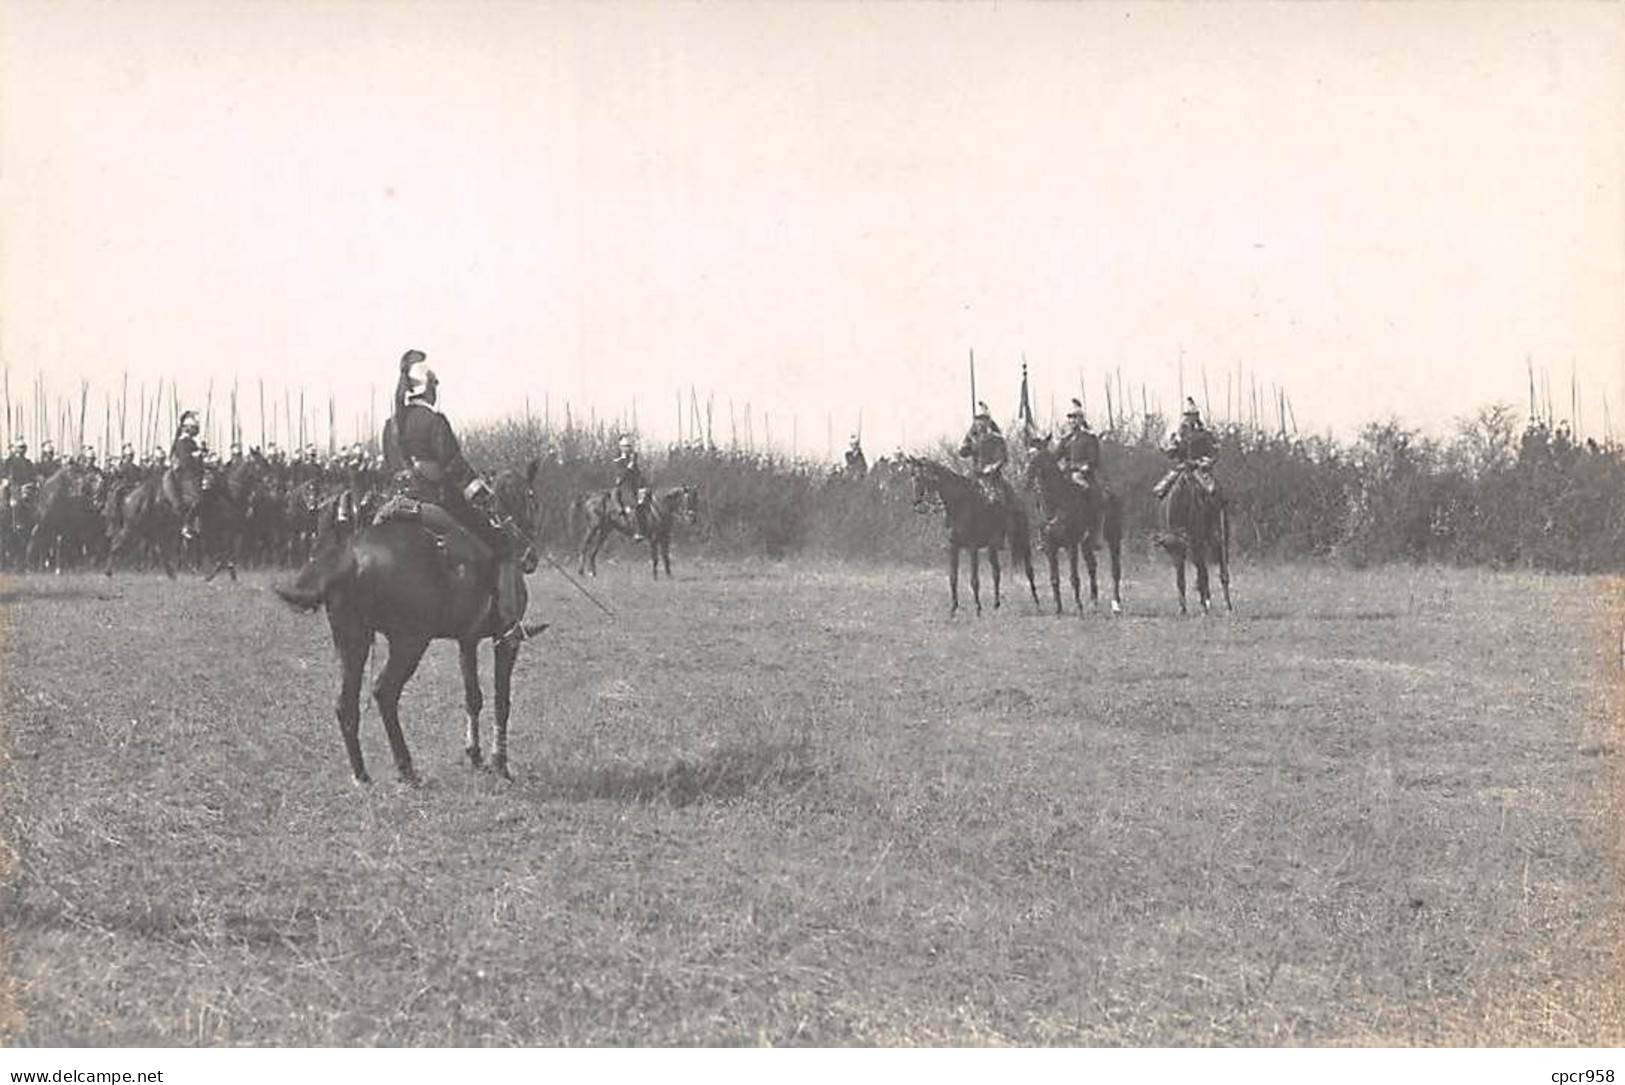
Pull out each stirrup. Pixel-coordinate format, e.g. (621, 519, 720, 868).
(495, 619, 548, 646)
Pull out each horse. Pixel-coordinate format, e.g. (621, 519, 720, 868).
(905, 456, 1039, 615)
(1156, 464, 1232, 614)
(1021, 436, 1124, 615)
(573, 484, 700, 579)
(0, 479, 36, 571)
(25, 465, 104, 573)
(280, 462, 545, 785)
(104, 473, 181, 578)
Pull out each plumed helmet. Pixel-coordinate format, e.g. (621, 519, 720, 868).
(1183, 398, 1201, 419)
(975, 401, 991, 419)
(120, 443, 134, 456)
(402, 350, 437, 399)
(40, 440, 54, 455)
(1067, 398, 1086, 420)
(618, 435, 634, 449)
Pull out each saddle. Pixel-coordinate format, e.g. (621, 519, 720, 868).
(373, 494, 495, 580)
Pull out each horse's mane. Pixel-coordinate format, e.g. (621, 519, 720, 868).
(910, 457, 972, 491)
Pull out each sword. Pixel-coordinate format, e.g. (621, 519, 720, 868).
(538, 548, 617, 619)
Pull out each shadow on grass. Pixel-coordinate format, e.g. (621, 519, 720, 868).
(3, 897, 321, 952)
(0, 586, 121, 605)
(541, 738, 823, 807)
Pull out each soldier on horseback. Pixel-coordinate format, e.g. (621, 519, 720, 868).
(613, 434, 651, 542)
(277, 349, 530, 646)
(1056, 399, 1102, 491)
(4, 441, 36, 488)
(163, 410, 205, 535)
(958, 402, 1015, 510)
(844, 435, 868, 480)
(1152, 398, 1219, 499)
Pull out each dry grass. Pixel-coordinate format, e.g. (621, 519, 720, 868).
(0, 555, 1620, 1046)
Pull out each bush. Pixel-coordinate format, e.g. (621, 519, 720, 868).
(457, 406, 1625, 573)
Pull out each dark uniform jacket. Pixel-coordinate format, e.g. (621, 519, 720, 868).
(844, 447, 868, 478)
(170, 433, 201, 476)
(1058, 425, 1102, 474)
(959, 420, 1008, 475)
(3, 453, 36, 486)
(1171, 422, 1217, 463)
(383, 401, 477, 506)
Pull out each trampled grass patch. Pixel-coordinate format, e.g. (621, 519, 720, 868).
(1, 560, 1620, 1044)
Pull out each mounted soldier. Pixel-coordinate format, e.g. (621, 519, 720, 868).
(1152, 398, 1219, 498)
(613, 434, 651, 541)
(164, 410, 205, 535)
(277, 349, 531, 646)
(1055, 399, 1102, 491)
(4, 441, 36, 488)
(957, 401, 1015, 510)
(843, 435, 868, 480)
(37, 440, 60, 478)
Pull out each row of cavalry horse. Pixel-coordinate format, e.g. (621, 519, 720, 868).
(0, 447, 1227, 787)
(0, 455, 703, 584)
(902, 436, 1233, 617)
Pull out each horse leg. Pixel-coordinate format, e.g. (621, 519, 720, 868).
(1192, 537, 1211, 613)
(580, 523, 602, 577)
(989, 548, 1002, 609)
(1108, 525, 1124, 616)
(1174, 549, 1188, 616)
(947, 545, 960, 616)
(329, 603, 371, 785)
(373, 632, 431, 785)
(1047, 542, 1063, 615)
(459, 637, 484, 769)
(969, 548, 982, 615)
(661, 533, 673, 578)
(649, 536, 659, 580)
(1216, 508, 1233, 612)
(491, 637, 519, 780)
(158, 528, 178, 580)
(1074, 545, 1088, 613)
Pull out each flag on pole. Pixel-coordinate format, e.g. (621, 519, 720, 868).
(1017, 362, 1035, 438)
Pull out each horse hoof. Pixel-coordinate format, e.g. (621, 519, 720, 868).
(351, 772, 371, 787)
(1110, 601, 1122, 616)
(397, 769, 421, 787)
(492, 756, 512, 781)
(466, 747, 484, 769)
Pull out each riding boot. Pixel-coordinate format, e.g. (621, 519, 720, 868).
(1152, 470, 1176, 499)
(491, 559, 544, 645)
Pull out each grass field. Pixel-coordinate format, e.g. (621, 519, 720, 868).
(1, 550, 1622, 1046)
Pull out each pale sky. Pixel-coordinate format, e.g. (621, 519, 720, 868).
(2, 1, 1622, 457)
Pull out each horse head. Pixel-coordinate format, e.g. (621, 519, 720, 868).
(904, 456, 949, 513)
(1022, 433, 1056, 490)
(491, 459, 543, 575)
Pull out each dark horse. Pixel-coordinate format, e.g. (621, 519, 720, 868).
(1156, 465, 1232, 614)
(27, 465, 105, 573)
(1022, 436, 1124, 615)
(573, 485, 700, 579)
(282, 462, 545, 784)
(104, 473, 181, 578)
(906, 456, 1038, 615)
(195, 457, 267, 582)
